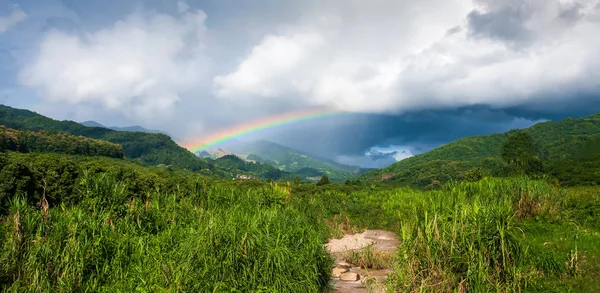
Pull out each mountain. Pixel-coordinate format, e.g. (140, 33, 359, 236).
(196, 148, 234, 159)
(0, 125, 125, 159)
(80, 121, 104, 128)
(0, 105, 213, 172)
(80, 120, 170, 136)
(360, 112, 600, 187)
(228, 140, 365, 182)
(210, 154, 294, 181)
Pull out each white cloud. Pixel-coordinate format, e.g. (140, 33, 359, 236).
(0, 5, 26, 34)
(213, 32, 326, 99)
(214, 0, 600, 114)
(336, 145, 415, 168)
(20, 6, 210, 120)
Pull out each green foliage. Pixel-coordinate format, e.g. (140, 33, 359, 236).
(304, 177, 599, 292)
(316, 175, 330, 186)
(0, 104, 212, 171)
(0, 172, 333, 292)
(1, 147, 598, 292)
(293, 175, 302, 185)
(361, 112, 600, 187)
(501, 131, 544, 175)
(232, 140, 363, 182)
(0, 126, 124, 158)
(546, 135, 600, 186)
(212, 154, 295, 181)
(464, 167, 485, 182)
(0, 152, 217, 213)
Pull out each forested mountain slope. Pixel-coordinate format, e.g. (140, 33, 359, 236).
(228, 140, 365, 182)
(361, 112, 600, 187)
(211, 154, 295, 181)
(0, 105, 213, 172)
(0, 126, 124, 159)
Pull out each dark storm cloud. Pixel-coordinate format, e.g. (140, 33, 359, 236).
(264, 105, 550, 160)
(467, 1, 533, 45)
(558, 2, 584, 23)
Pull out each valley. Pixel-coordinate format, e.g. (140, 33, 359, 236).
(3, 1, 600, 291)
(1, 104, 599, 292)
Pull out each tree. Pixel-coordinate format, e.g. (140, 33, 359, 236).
(501, 132, 544, 175)
(316, 175, 330, 186)
(293, 176, 302, 185)
(464, 167, 485, 182)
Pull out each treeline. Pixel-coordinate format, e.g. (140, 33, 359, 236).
(362, 112, 600, 189)
(0, 152, 214, 213)
(212, 154, 295, 181)
(546, 135, 600, 186)
(0, 126, 124, 159)
(0, 105, 212, 171)
(0, 157, 332, 291)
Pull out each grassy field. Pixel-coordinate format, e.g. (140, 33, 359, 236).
(1, 170, 598, 292)
(306, 178, 600, 292)
(0, 172, 332, 292)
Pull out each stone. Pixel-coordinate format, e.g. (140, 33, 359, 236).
(332, 267, 348, 278)
(337, 261, 352, 268)
(339, 272, 360, 281)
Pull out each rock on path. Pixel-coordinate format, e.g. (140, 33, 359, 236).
(325, 230, 399, 293)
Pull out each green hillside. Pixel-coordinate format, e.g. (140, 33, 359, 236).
(80, 120, 170, 136)
(211, 154, 295, 181)
(361, 113, 600, 187)
(0, 105, 213, 172)
(1, 105, 598, 292)
(229, 140, 364, 182)
(0, 126, 125, 159)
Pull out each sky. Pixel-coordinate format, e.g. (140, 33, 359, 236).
(1, 0, 600, 168)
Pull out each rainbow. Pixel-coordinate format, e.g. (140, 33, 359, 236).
(183, 107, 348, 152)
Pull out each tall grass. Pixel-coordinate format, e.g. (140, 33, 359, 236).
(0, 171, 333, 292)
(386, 177, 570, 292)
(303, 177, 584, 292)
(1, 171, 596, 292)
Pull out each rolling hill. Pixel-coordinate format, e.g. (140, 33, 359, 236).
(210, 154, 295, 181)
(226, 140, 367, 182)
(0, 125, 125, 159)
(0, 105, 214, 172)
(80, 120, 171, 136)
(360, 112, 600, 187)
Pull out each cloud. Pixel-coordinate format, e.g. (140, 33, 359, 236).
(467, 0, 534, 45)
(213, 0, 600, 115)
(0, 5, 27, 34)
(177, 1, 190, 14)
(10, 0, 600, 167)
(19, 4, 210, 121)
(334, 145, 415, 168)
(263, 106, 545, 161)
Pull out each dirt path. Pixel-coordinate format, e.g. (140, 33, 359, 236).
(325, 230, 399, 293)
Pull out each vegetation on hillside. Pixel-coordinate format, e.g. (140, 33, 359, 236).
(0, 146, 598, 292)
(0, 152, 216, 212)
(1, 104, 599, 292)
(211, 154, 295, 181)
(0, 105, 212, 171)
(0, 126, 124, 159)
(361, 112, 600, 188)
(230, 140, 364, 182)
(0, 169, 332, 292)
(299, 177, 600, 292)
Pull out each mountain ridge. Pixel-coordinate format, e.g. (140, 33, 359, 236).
(226, 140, 366, 182)
(0, 104, 213, 172)
(80, 120, 171, 136)
(360, 112, 600, 187)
